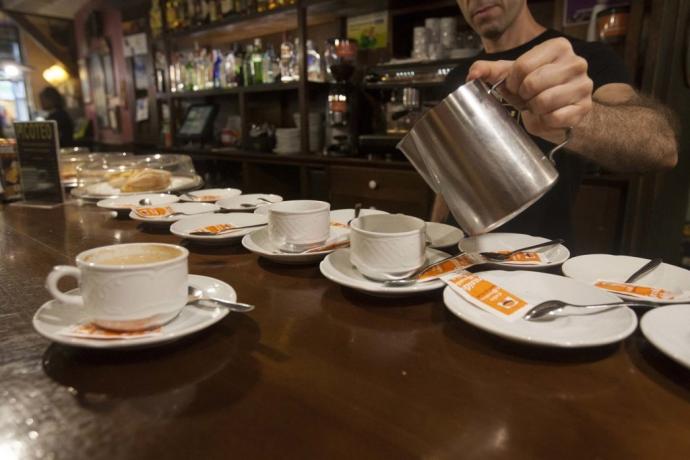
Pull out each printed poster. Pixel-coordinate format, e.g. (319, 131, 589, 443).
(347, 11, 388, 49)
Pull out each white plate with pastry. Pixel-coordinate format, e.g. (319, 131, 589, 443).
(72, 168, 203, 200)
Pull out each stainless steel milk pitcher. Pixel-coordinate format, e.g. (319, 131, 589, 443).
(397, 79, 570, 235)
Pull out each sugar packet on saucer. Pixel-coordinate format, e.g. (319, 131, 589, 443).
(416, 253, 486, 282)
(594, 280, 690, 301)
(191, 223, 237, 235)
(492, 251, 548, 265)
(59, 322, 162, 340)
(133, 206, 174, 218)
(443, 271, 533, 321)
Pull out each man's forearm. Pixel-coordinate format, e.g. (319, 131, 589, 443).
(566, 94, 678, 172)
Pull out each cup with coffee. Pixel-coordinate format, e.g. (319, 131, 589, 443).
(45, 243, 189, 331)
(349, 214, 426, 281)
(268, 200, 331, 253)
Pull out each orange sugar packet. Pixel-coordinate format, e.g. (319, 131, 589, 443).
(494, 250, 546, 264)
(193, 223, 236, 234)
(60, 322, 162, 340)
(330, 221, 349, 229)
(417, 253, 486, 281)
(191, 195, 220, 202)
(594, 280, 686, 300)
(443, 272, 531, 321)
(134, 206, 173, 218)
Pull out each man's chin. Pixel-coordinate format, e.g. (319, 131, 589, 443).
(477, 23, 504, 40)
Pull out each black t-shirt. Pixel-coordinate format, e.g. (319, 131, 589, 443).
(444, 29, 630, 242)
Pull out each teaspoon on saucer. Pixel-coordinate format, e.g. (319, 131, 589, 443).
(187, 286, 254, 312)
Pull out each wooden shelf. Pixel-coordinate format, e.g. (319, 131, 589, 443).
(156, 81, 329, 100)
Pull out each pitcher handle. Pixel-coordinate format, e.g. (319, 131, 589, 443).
(488, 79, 572, 164)
(547, 127, 572, 164)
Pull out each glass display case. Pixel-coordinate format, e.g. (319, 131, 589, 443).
(71, 154, 202, 199)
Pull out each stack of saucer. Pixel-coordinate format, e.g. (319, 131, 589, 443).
(293, 113, 323, 153)
(274, 128, 301, 155)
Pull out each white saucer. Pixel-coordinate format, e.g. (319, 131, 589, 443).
(443, 270, 637, 348)
(129, 202, 220, 225)
(242, 227, 337, 264)
(180, 188, 242, 202)
(319, 248, 450, 297)
(425, 222, 464, 249)
(458, 232, 570, 268)
(97, 193, 180, 212)
(640, 305, 690, 368)
(562, 254, 690, 303)
(171, 212, 267, 244)
(32, 275, 235, 349)
(216, 194, 283, 211)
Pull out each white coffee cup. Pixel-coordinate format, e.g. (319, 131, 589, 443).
(45, 243, 189, 331)
(350, 214, 426, 281)
(268, 200, 330, 252)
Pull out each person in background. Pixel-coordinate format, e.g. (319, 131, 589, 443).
(432, 0, 678, 242)
(39, 86, 74, 147)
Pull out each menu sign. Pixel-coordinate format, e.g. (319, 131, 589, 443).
(13, 121, 64, 205)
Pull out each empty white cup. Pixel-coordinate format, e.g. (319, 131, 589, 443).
(268, 200, 330, 252)
(349, 214, 426, 281)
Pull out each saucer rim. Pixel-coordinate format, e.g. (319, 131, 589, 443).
(319, 247, 449, 295)
(32, 274, 234, 349)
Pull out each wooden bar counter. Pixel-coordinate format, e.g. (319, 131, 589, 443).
(1, 202, 689, 460)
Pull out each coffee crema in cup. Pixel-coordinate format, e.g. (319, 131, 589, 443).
(84, 245, 182, 266)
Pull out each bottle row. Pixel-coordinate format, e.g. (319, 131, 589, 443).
(150, 0, 297, 36)
(157, 37, 328, 93)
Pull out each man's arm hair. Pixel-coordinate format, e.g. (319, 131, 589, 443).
(566, 83, 679, 172)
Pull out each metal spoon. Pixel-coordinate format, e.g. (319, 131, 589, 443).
(523, 298, 666, 321)
(625, 258, 663, 283)
(187, 286, 254, 312)
(382, 253, 463, 287)
(240, 197, 274, 208)
(347, 203, 363, 226)
(139, 198, 152, 206)
(480, 239, 564, 261)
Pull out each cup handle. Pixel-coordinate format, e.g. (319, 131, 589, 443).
(45, 265, 84, 307)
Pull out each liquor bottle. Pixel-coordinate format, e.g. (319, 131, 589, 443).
(251, 38, 264, 84)
(306, 39, 323, 82)
(185, 53, 195, 91)
(220, 0, 234, 16)
(246, 0, 257, 14)
(149, 1, 163, 37)
(261, 44, 277, 84)
(243, 44, 254, 85)
(186, 0, 195, 26)
(165, 0, 178, 30)
(209, 0, 219, 22)
(200, 0, 210, 24)
(193, 0, 203, 25)
(176, 0, 187, 28)
(223, 49, 237, 87)
(257, 0, 268, 13)
(234, 44, 245, 86)
(212, 49, 223, 88)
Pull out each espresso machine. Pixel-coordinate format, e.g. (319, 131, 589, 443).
(324, 39, 358, 156)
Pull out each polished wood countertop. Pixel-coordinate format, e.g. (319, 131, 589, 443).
(1, 202, 688, 460)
